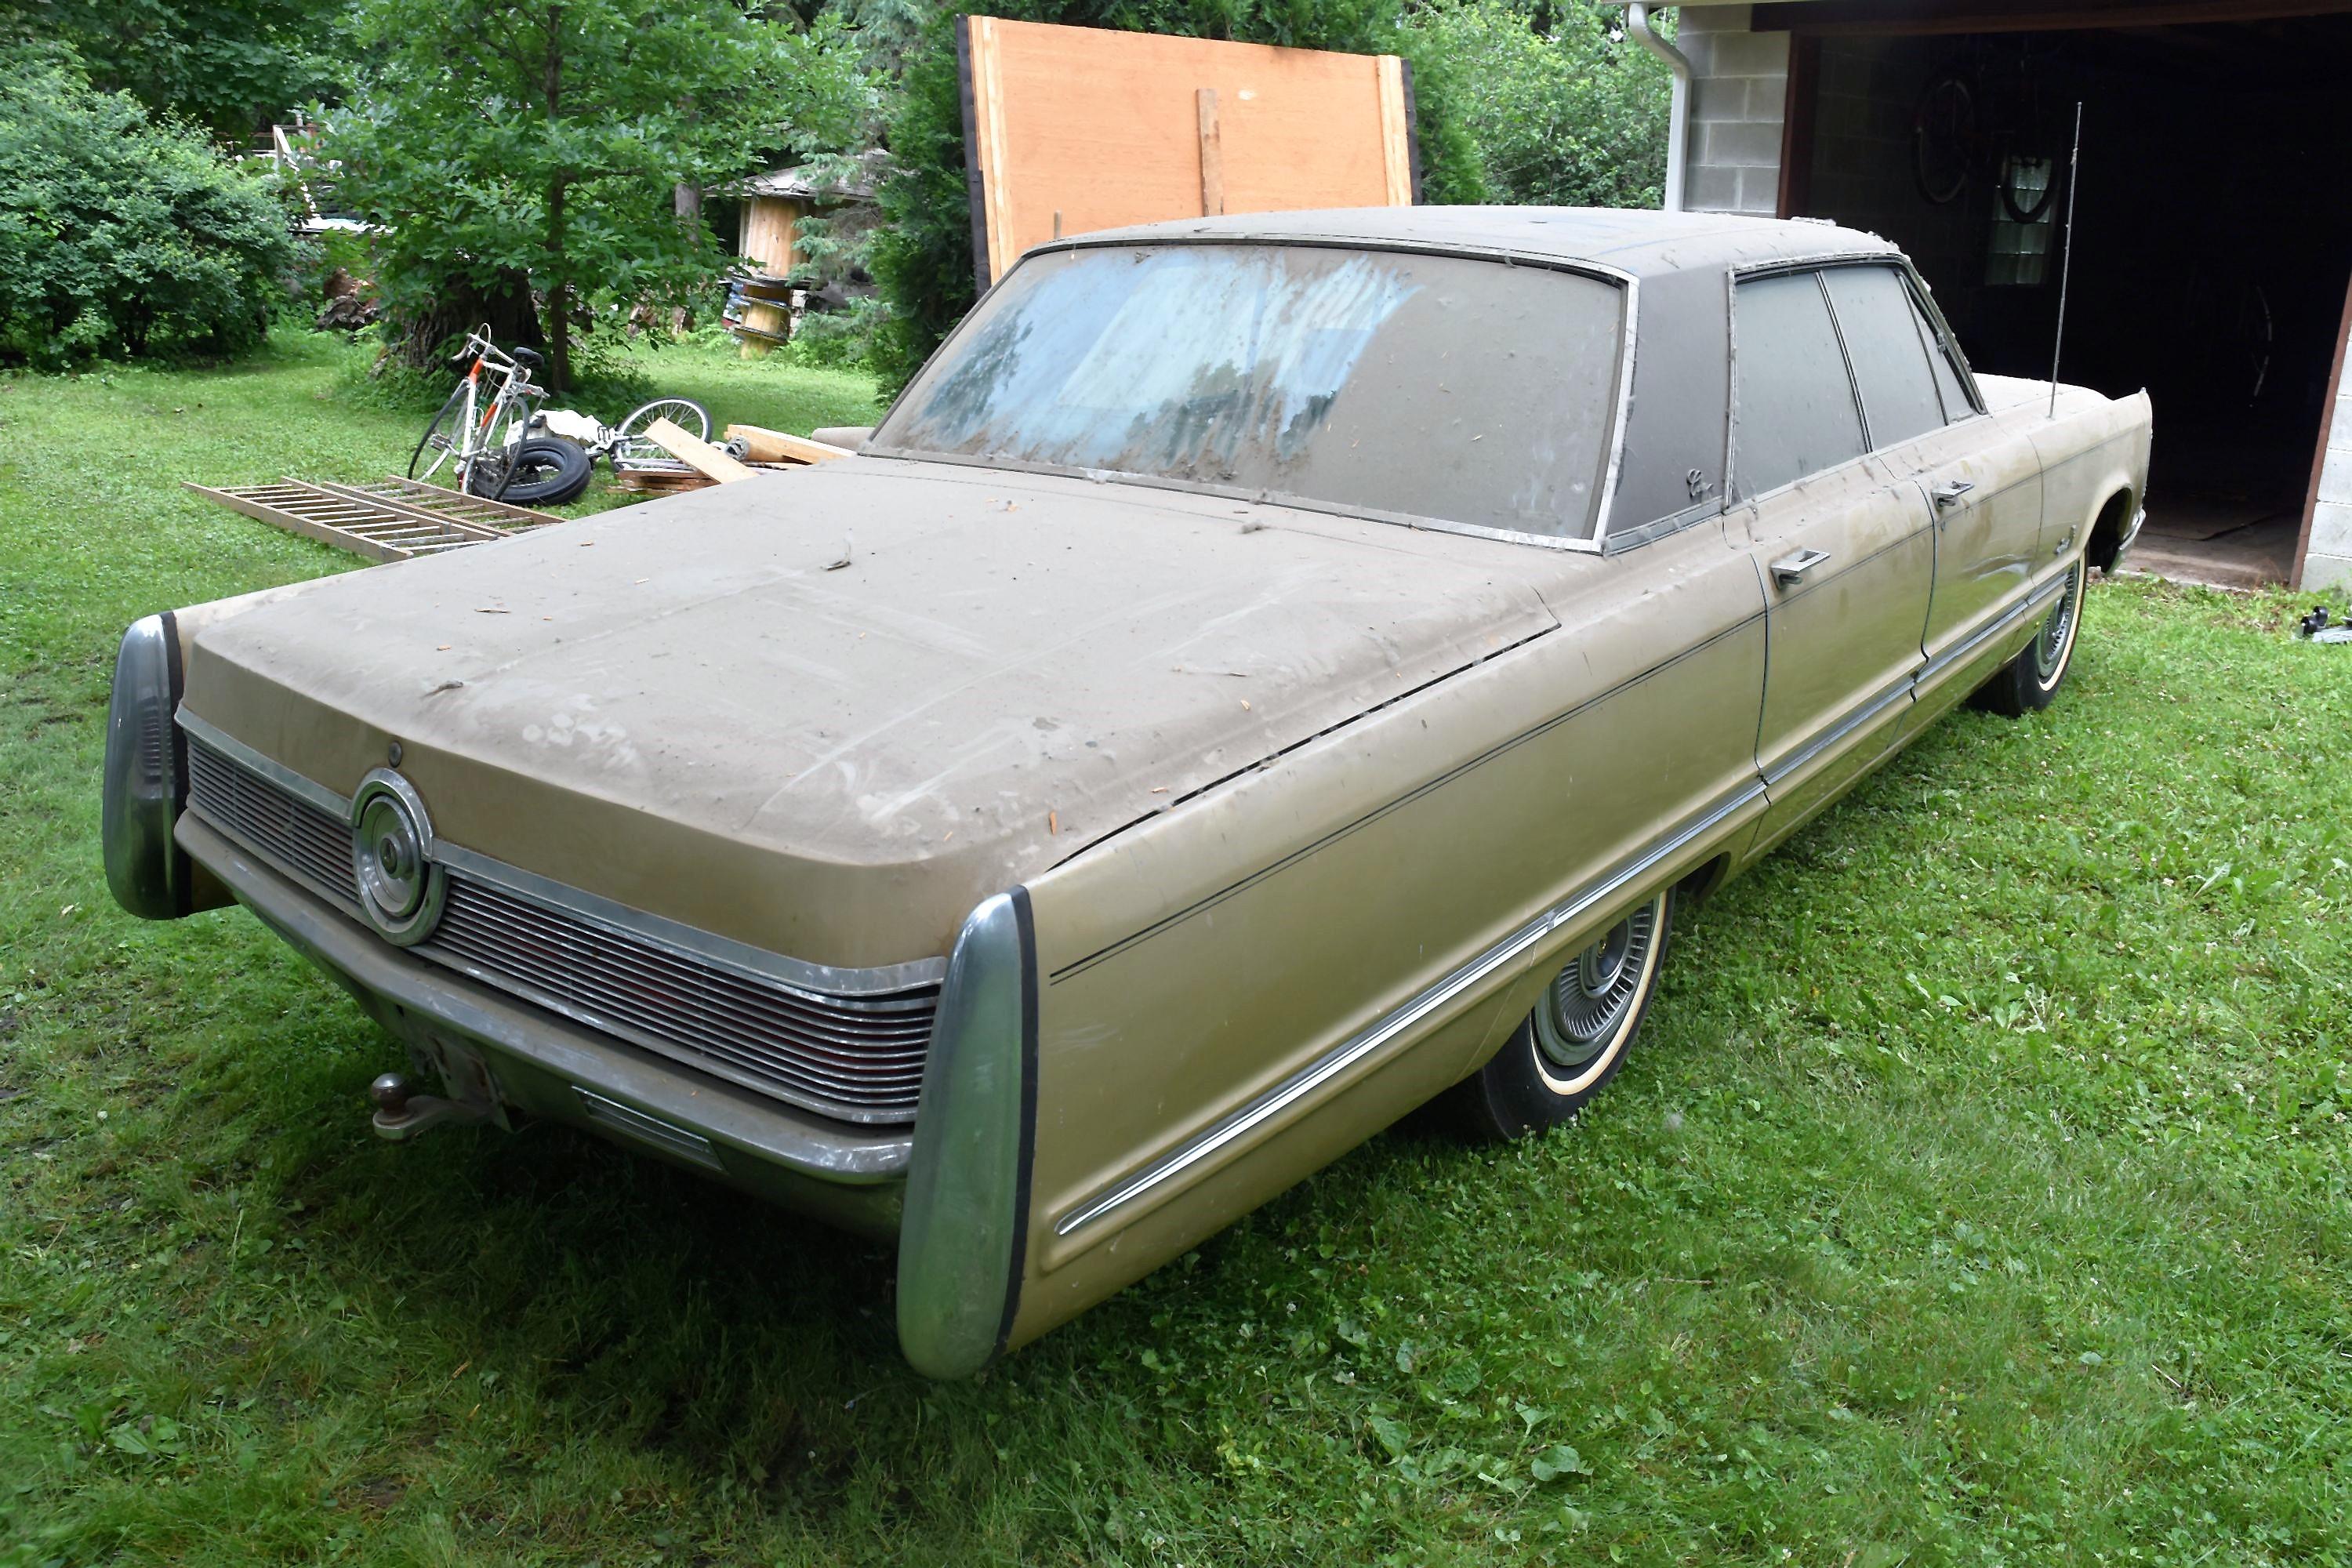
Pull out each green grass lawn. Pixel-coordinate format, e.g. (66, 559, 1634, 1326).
(4, 333, 2350, 1566)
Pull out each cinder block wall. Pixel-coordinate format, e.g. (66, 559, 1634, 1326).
(1678, 5, 1788, 216)
(2306, 354, 2352, 590)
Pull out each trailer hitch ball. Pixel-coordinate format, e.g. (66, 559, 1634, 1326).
(369, 1073, 412, 1117)
(368, 1070, 492, 1141)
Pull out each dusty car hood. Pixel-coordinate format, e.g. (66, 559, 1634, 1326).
(183, 459, 1559, 964)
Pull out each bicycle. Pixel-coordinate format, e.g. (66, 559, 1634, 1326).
(408, 328, 558, 502)
(410, 330, 722, 504)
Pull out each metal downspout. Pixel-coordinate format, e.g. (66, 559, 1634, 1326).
(1628, 4, 1690, 212)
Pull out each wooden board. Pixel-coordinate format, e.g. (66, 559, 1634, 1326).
(724, 424, 854, 465)
(644, 416, 760, 484)
(957, 17, 1417, 288)
(739, 194, 804, 278)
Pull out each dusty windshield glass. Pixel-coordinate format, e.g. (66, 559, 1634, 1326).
(877, 243, 1627, 540)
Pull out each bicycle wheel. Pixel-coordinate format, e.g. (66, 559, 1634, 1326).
(612, 397, 713, 465)
(466, 394, 538, 499)
(408, 382, 473, 483)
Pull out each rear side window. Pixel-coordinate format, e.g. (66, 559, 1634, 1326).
(1733, 271, 1866, 499)
(1824, 265, 1946, 449)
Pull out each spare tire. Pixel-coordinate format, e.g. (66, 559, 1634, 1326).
(494, 437, 594, 506)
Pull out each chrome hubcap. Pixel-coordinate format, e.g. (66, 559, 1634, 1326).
(1534, 898, 1659, 1072)
(2035, 563, 2082, 684)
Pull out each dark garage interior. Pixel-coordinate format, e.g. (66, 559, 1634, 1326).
(1784, 14, 2352, 586)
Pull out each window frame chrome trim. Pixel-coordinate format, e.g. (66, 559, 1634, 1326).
(864, 236, 1639, 556)
(1726, 253, 1992, 512)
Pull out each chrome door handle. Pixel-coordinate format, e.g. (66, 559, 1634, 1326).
(1769, 547, 1832, 587)
(1931, 479, 1976, 509)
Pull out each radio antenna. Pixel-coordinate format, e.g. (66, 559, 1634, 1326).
(2049, 100, 2084, 419)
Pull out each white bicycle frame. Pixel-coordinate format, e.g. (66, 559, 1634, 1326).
(430, 330, 545, 492)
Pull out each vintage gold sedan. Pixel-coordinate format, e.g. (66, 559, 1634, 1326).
(102, 209, 2151, 1376)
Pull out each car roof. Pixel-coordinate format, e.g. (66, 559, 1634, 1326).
(1062, 205, 1900, 280)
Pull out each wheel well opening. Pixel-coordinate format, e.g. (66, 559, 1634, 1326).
(1676, 854, 1732, 907)
(2086, 489, 2136, 575)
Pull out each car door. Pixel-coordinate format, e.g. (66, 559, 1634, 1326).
(1842, 266, 2047, 674)
(1732, 267, 1936, 855)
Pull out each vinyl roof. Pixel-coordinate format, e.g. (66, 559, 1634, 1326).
(1063, 205, 1900, 279)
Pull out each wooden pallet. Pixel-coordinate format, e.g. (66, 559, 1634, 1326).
(185, 477, 561, 562)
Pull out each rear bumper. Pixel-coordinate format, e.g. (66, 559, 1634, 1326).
(179, 813, 911, 1235)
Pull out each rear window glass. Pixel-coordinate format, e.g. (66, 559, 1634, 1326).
(1733, 271, 1867, 498)
(1824, 265, 1946, 450)
(878, 244, 1628, 540)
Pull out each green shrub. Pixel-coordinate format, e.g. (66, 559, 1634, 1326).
(0, 53, 293, 367)
(1407, 0, 1672, 209)
(869, 1, 1488, 393)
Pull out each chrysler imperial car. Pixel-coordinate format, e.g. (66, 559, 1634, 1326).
(102, 208, 2151, 1377)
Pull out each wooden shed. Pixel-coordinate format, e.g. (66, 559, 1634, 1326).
(729, 161, 880, 354)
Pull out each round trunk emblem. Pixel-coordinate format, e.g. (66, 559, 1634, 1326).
(350, 769, 446, 945)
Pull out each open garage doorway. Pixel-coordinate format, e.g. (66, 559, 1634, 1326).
(1780, 13, 2352, 588)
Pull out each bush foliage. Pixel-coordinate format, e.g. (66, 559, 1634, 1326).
(326, 0, 869, 390)
(869, 0, 1488, 393)
(0, 0, 345, 141)
(0, 53, 292, 367)
(1410, 0, 1673, 209)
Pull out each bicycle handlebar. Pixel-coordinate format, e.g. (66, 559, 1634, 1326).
(460, 328, 518, 371)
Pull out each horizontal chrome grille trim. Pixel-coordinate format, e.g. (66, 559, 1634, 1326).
(185, 737, 357, 909)
(178, 713, 940, 1126)
(430, 840, 946, 998)
(180, 710, 352, 819)
(1054, 776, 1768, 1240)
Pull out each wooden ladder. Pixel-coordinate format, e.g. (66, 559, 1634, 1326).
(184, 477, 562, 562)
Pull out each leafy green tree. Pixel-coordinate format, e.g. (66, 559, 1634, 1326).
(1408, 0, 1671, 210)
(0, 0, 346, 141)
(326, 0, 869, 388)
(869, 0, 1487, 393)
(0, 48, 292, 365)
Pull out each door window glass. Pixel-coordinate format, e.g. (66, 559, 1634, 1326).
(1733, 271, 1867, 499)
(1911, 289, 1976, 423)
(1824, 265, 1947, 451)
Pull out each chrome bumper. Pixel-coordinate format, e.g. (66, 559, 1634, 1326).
(2110, 506, 2147, 572)
(102, 615, 196, 919)
(179, 814, 912, 1234)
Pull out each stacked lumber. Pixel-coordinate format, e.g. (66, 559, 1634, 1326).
(615, 423, 852, 494)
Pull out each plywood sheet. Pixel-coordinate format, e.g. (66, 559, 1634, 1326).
(957, 16, 1416, 288)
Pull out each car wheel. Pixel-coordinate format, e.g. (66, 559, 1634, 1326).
(1443, 887, 1673, 1140)
(1970, 556, 2086, 717)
